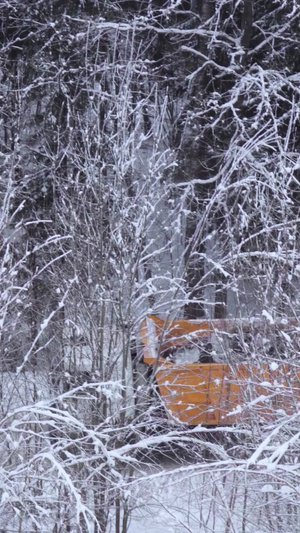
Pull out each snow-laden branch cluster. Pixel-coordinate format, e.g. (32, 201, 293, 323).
(1, 0, 300, 531)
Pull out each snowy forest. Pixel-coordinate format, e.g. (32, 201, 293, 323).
(1, 0, 300, 531)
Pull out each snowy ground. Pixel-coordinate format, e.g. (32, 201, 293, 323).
(2, 371, 299, 533)
(127, 460, 300, 533)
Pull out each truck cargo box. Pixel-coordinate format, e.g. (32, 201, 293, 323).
(140, 315, 300, 425)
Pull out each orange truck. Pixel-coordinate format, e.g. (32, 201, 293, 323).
(140, 315, 300, 426)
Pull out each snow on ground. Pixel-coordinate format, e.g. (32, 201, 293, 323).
(127, 462, 300, 533)
(0, 370, 52, 415)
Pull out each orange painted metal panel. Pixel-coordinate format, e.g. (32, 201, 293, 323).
(141, 315, 218, 365)
(155, 363, 300, 425)
(140, 316, 300, 425)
